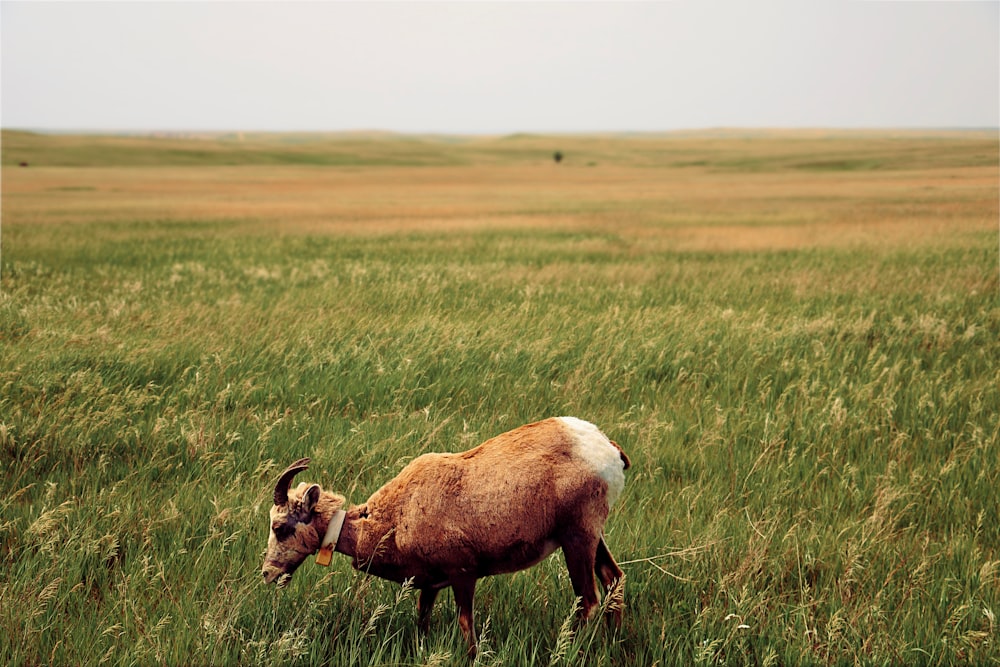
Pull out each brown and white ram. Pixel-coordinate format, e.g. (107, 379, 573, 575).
(261, 416, 630, 655)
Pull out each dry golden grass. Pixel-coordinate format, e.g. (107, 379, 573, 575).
(3, 131, 1000, 251)
(3, 158, 996, 253)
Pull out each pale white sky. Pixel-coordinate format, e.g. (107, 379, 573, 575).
(1, 1, 997, 133)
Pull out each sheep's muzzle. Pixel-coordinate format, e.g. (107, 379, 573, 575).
(261, 564, 282, 584)
(262, 558, 302, 585)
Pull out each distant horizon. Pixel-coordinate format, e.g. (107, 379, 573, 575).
(5, 125, 999, 138)
(2, 2, 996, 134)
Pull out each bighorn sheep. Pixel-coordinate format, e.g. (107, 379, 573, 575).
(261, 416, 630, 655)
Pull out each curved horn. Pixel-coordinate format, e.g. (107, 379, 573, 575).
(273, 458, 310, 506)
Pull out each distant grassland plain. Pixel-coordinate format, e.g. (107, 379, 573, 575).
(1, 129, 998, 666)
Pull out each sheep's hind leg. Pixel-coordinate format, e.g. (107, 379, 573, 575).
(562, 535, 601, 623)
(595, 536, 625, 627)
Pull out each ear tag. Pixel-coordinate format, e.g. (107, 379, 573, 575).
(316, 545, 333, 567)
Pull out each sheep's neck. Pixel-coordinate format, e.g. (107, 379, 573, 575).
(310, 493, 360, 559)
(310, 492, 350, 555)
(332, 507, 363, 559)
(316, 508, 346, 562)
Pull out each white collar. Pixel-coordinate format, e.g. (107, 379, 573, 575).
(316, 509, 346, 567)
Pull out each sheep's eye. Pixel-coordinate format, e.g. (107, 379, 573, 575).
(272, 523, 295, 540)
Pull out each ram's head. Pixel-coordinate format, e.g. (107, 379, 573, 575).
(261, 458, 325, 584)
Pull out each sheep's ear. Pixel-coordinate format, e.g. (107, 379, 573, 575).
(303, 484, 322, 514)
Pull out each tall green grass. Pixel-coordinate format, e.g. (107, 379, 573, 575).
(1, 133, 998, 665)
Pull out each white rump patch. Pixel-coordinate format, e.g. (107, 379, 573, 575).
(558, 417, 626, 507)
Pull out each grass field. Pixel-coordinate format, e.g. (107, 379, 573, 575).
(1, 129, 998, 666)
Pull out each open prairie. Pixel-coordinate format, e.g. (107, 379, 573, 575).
(1, 130, 998, 665)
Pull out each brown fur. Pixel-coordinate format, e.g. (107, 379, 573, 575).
(261, 417, 627, 656)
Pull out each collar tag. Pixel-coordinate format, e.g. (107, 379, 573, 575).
(316, 509, 346, 567)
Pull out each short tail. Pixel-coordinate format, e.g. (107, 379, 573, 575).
(610, 440, 631, 470)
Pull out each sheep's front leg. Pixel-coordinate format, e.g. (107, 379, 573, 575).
(417, 587, 440, 634)
(451, 577, 478, 657)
